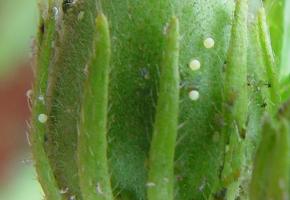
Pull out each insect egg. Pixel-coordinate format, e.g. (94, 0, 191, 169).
(204, 37, 215, 49)
(53, 7, 59, 17)
(146, 182, 156, 187)
(26, 89, 33, 99)
(189, 59, 201, 71)
(38, 114, 48, 123)
(38, 95, 45, 101)
(189, 90, 200, 101)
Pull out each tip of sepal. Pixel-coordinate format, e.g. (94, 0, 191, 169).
(234, 0, 248, 18)
(96, 13, 108, 28)
(169, 16, 179, 27)
(256, 4, 281, 112)
(94, 13, 111, 57)
(257, 6, 266, 18)
(257, 7, 268, 30)
(165, 16, 179, 38)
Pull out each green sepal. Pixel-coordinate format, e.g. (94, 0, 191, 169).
(77, 13, 113, 200)
(147, 16, 180, 200)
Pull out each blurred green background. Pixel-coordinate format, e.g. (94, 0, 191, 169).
(0, 0, 43, 199)
(0, 0, 38, 74)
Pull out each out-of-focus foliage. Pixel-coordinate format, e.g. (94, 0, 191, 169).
(0, 164, 42, 200)
(281, 1, 290, 79)
(264, 0, 290, 80)
(0, 0, 38, 75)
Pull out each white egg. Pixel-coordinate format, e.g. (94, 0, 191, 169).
(204, 37, 215, 49)
(26, 89, 33, 98)
(38, 95, 44, 101)
(96, 183, 104, 194)
(38, 114, 48, 123)
(189, 59, 201, 71)
(189, 90, 200, 101)
(146, 182, 156, 187)
(78, 11, 85, 21)
(69, 195, 76, 200)
(53, 7, 59, 17)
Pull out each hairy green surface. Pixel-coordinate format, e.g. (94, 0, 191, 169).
(30, 1, 62, 200)
(44, 0, 97, 199)
(219, 1, 248, 199)
(30, 0, 290, 200)
(100, 1, 236, 199)
(77, 14, 113, 200)
(223, 0, 248, 135)
(257, 8, 280, 113)
(147, 16, 180, 200)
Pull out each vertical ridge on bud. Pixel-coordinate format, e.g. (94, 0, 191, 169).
(30, 2, 62, 200)
(77, 14, 113, 200)
(44, 0, 97, 198)
(221, 0, 248, 198)
(224, 0, 248, 137)
(257, 8, 281, 114)
(147, 16, 180, 200)
(264, 0, 287, 77)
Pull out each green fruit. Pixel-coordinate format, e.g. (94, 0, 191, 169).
(30, 0, 290, 199)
